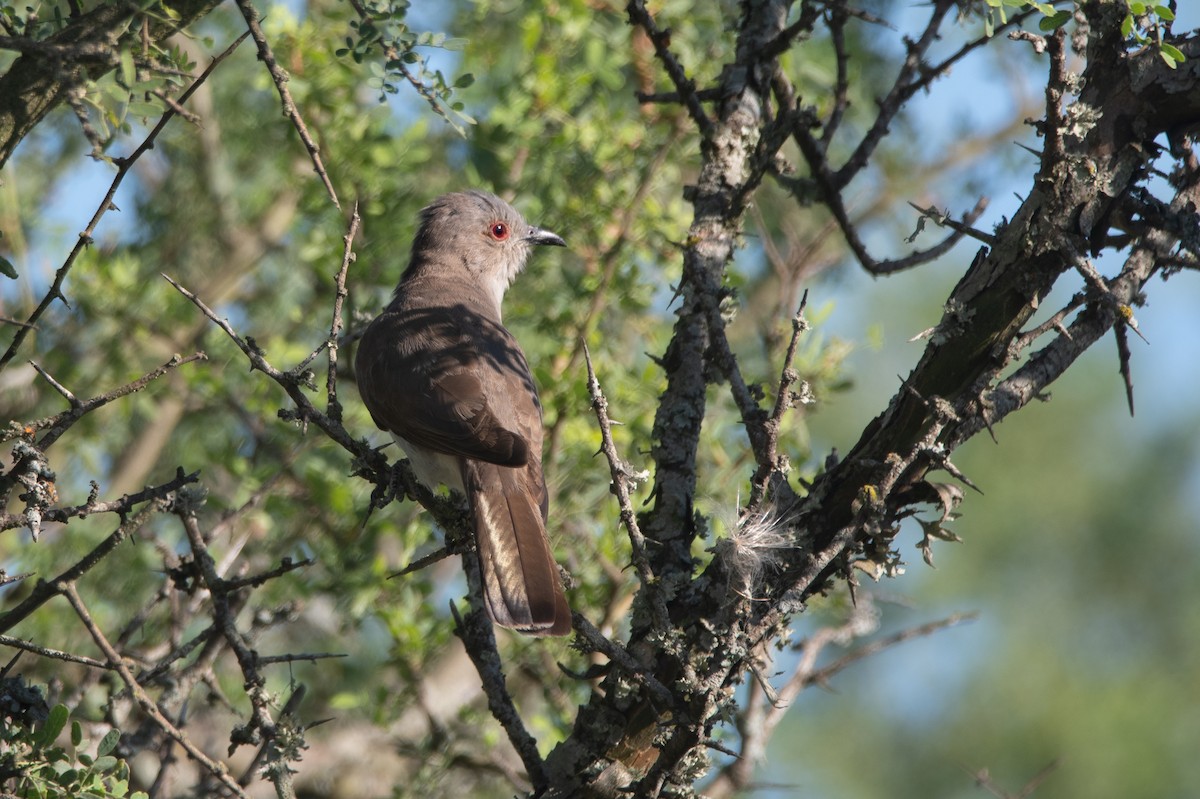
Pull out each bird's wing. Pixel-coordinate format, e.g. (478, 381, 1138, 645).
(355, 304, 532, 467)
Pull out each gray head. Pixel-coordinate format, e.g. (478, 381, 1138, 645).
(405, 190, 564, 307)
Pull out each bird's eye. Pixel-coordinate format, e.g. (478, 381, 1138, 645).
(489, 222, 509, 241)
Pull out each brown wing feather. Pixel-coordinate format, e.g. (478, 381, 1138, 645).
(355, 305, 528, 466)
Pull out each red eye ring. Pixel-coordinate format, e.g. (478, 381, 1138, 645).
(489, 222, 510, 240)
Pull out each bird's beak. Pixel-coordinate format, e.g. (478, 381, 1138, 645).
(525, 227, 566, 247)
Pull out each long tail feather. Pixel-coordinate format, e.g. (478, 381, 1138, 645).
(465, 462, 570, 636)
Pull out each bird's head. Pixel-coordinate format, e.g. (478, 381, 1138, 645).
(407, 190, 565, 308)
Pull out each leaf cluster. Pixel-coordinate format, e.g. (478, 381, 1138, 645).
(1, 699, 145, 799)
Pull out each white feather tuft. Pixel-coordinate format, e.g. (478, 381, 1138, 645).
(716, 498, 796, 600)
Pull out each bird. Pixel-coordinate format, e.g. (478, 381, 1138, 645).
(355, 190, 571, 636)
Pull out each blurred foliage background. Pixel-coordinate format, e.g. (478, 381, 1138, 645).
(0, 0, 1197, 797)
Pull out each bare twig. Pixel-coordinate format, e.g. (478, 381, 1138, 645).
(572, 613, 675, 707)
(325, 201, 360, 422)
(451, 595, 548, 794)
(9, 353, 208, 449)
(796, 612, 978, 695)
(177, 510, 265, 719)
(582, 343, 671, 632)
(822, 5, 851, 147)
(748, 292, 810, 507)
(256, 652, 347, 665)
(970, 758, 1062, 799)
(161, 275, 376, 465)
(224, 557, 314, 591)
(626, 0, 713, 137)
(62, 582, 250, 798)
(233, 0, 340, 209)
(0, 469, 197, 533)
(390, 545, 453, 577)
(907, 202, 997, 246)
(0, 474, 194, 633)
(0, 633, 115, 669)
(835, 3, 1036, 189)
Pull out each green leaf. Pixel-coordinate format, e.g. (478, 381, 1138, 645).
(454, 72, 475, 88)
(0, 254, 17, 279)
(97, 728, 120, 757)
(36, 705, 69, 749)
(119, 48, 135, 88)
(1128, 1, 1147, 14)
(1153, 5, 1175, 21)
(92, 755, 119, 772)
(1159, 42, 1184, 66)
(1121, 13, 1134, 38)
(1038, 10, 1071, 31)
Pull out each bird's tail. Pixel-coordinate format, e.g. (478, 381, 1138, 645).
(463, 462, 570, 636)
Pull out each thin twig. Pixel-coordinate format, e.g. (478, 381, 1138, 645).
(233, 0, 340, 209)
(626, 0, 713, 137)
(834, 3, 1036, 190)
(11, 353, 208, 449)
(582, 343, 671, 633)
(0, 469, 197, 533)
(451, 596, 548, 793)
(62, 582, 250, 798)
(0, 477, 192, 633)
(390, 545, 453, 577)
(748, 292, 810, 507)
(776, 71, 989, 274)
(0, 633, 115, 670)
(797, 612, 978, 695)
(161, 274, 383, 471)
(256, 652, 347, 665)
(225, 557, 315, 591)
(325, 201, 360, 422)
(177, 511, 264, 704)
(821, 5, 851, 147)
(572, 613, 675, 707)
(907, 201, 997, 246)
